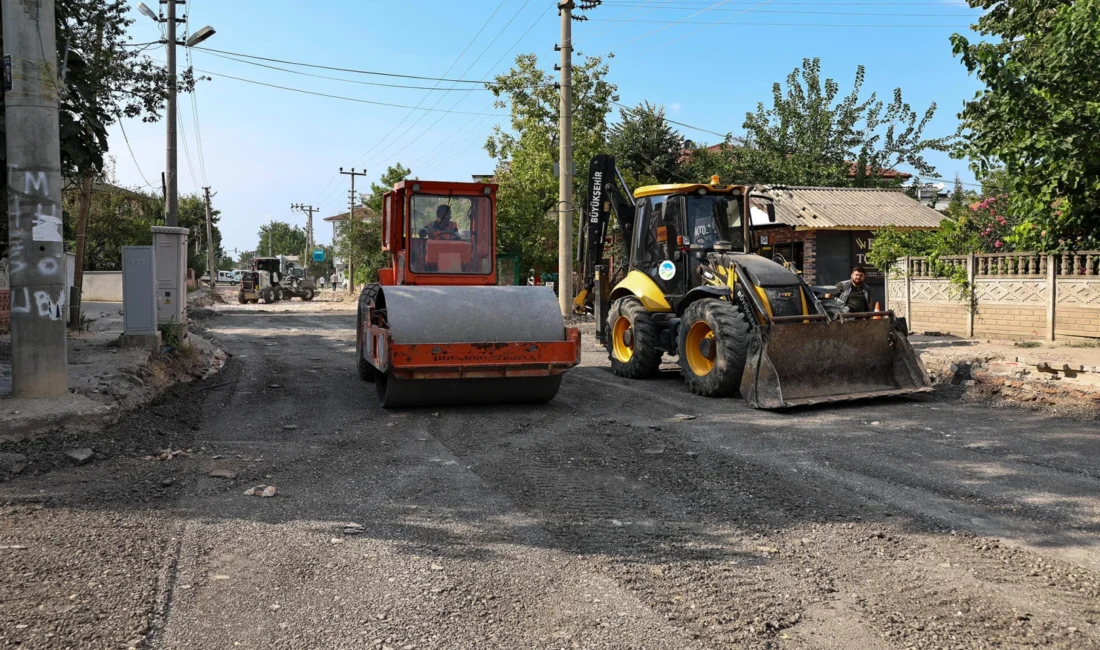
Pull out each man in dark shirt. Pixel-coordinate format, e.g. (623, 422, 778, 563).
(837, 265, 873, 313)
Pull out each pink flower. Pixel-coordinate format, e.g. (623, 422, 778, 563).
(994, 240, 1003, 249)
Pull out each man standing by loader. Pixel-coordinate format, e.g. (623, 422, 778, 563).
(837, 265, 873, 313)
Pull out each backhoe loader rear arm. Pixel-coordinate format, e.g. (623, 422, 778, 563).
(576, 154, 635, 312)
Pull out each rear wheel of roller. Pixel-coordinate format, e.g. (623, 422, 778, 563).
(608, 296, 661, 379)
(678, 298, 750, 397)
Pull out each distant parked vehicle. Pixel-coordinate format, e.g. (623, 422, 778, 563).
(216, 270, 239, 284)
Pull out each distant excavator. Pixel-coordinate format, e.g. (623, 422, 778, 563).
(575, 154, 931, 408)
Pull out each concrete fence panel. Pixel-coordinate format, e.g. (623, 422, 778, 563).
(887, 252, 1100, 341)
(82, 271, 124, 302)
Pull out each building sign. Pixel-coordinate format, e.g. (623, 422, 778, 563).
(851, 231, 882, 279)
(312, 249, 325, 263)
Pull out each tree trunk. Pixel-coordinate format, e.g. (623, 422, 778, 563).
(69, 169, 93, 327)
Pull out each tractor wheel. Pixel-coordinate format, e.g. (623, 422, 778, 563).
(356, 284, 382, 382)
(262, 289, 274, 304)
(274, 288, 284, 302)
(607, 296, 661, 379)
(678, 298, 751, 397)
(301, 288, 314, 302)
(238, 293, 246, 304)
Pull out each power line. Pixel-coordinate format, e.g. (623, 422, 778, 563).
(360, 0, 537, 171)
(118, 120, 157, 190)
(600, 0, 971, 5)
(349, 0, 513, 170)
(191, 45, 490, 84)
(612, 0, 777, 59)
(382, 3, 554, 177)
(191, 67, 503, 115)
(593, 7, 977, 15)
(588, 18, 974, 26)
(177, 108, 200, 191)
(197, 50, 489, 92)
(613, 101, 730, 138)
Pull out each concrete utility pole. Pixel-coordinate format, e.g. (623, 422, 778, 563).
(339, 167, 367, 294)
(165, 0, 179, 226)
(557, 0, 574, 317)
(203, 186, 216, 287)
(291, 203, 319, 253)
(3, 0, 69, 397)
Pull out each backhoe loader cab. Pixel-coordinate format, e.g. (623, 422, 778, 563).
(578, 154, 931, 409)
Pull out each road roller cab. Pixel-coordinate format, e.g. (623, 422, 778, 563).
(356, 179, 581, 407)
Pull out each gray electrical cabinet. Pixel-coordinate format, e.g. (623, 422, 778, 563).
(152, 226, 189, 329)
(120, 246, 160, 349)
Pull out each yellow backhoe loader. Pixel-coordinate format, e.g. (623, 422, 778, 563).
(575, 154, 931, 408)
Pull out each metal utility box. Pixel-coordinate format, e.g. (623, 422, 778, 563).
(152, 226, 189, 328)
(122, 247, 157, 334)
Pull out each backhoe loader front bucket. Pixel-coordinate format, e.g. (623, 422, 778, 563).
(741, 313, 931, 409)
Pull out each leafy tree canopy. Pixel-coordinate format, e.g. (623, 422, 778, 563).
(727, 58, 952, 187)
(257, 222, 308, 258)
(365, 163, 412, 213)
(952, 0, 1100, 250)
(486, 52, 617, 272)
(608, 101, 686, 185)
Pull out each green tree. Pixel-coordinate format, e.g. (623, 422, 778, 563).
(608, 101, 686, 184)
(486, 53, 617, 271)
(365, 163, 412, 213)
(257, 222, 308, 258)
(737, 58, 952, 187)
(952, 0, 1100, 249)
(0, 1, 194, 256)
(68, 184, 160, 271)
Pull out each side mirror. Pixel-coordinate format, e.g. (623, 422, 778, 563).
(767, 203, 777, 223)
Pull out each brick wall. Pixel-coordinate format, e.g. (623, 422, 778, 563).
(758, 227, 818, 284)
(1056, 307, 1100, 338)
(974, 304, 1046, 339)
(911, 302, 968, 336)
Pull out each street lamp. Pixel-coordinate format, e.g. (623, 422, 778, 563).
(134, 1, 216, 228)
(185, 26, 216, 48)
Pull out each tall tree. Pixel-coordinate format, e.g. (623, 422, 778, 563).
(608, 101, 686, 184)
(737, 58, 951, 187)
(257, 222, 308, 258)
(365, 163, 412, 213)
(486, 53, 617, 271)
(952, 0, 1100, 249)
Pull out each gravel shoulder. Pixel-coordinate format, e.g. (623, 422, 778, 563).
(1, 301, 1098, 649)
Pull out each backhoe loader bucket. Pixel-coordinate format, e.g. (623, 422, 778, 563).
(741, 313, 931, 409)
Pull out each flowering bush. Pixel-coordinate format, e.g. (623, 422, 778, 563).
(968, 196, 1013, 252)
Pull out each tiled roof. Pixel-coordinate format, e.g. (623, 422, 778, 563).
(323, 206, 376, 222)
(758, 186, 945, 229)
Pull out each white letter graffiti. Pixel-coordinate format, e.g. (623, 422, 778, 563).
(24, 171, 48, 194)
(32, 202, 63, 243)
(37, 257, 59, 275)
(34, 289, 65, 320)
(10, 287, 31, 314)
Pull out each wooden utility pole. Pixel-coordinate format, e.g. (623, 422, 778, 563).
(3, 0, 69, 397)
(339, 167, 367, 294)
(557, 0, 574, 317)
(203, 186, 216, 288)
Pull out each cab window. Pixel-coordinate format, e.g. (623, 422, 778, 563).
(408, 194, 493, 275)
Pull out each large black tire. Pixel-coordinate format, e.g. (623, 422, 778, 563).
(607, 296, 661, 379)
(237, 293, 246, 304)
(356, 284, 382, 382)
(261, 289, 274, 304)
(301, 288, 314, 301)
(677, 298, 751, 397)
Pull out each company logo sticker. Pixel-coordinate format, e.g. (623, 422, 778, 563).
(658, 260, 676, 281)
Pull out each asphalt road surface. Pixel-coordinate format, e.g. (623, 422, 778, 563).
(2, 300, 1098, 649)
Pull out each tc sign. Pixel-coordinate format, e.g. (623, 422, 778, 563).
(312, 249, 325, 263)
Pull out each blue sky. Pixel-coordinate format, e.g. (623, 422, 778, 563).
(108, 0, 985, 256)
